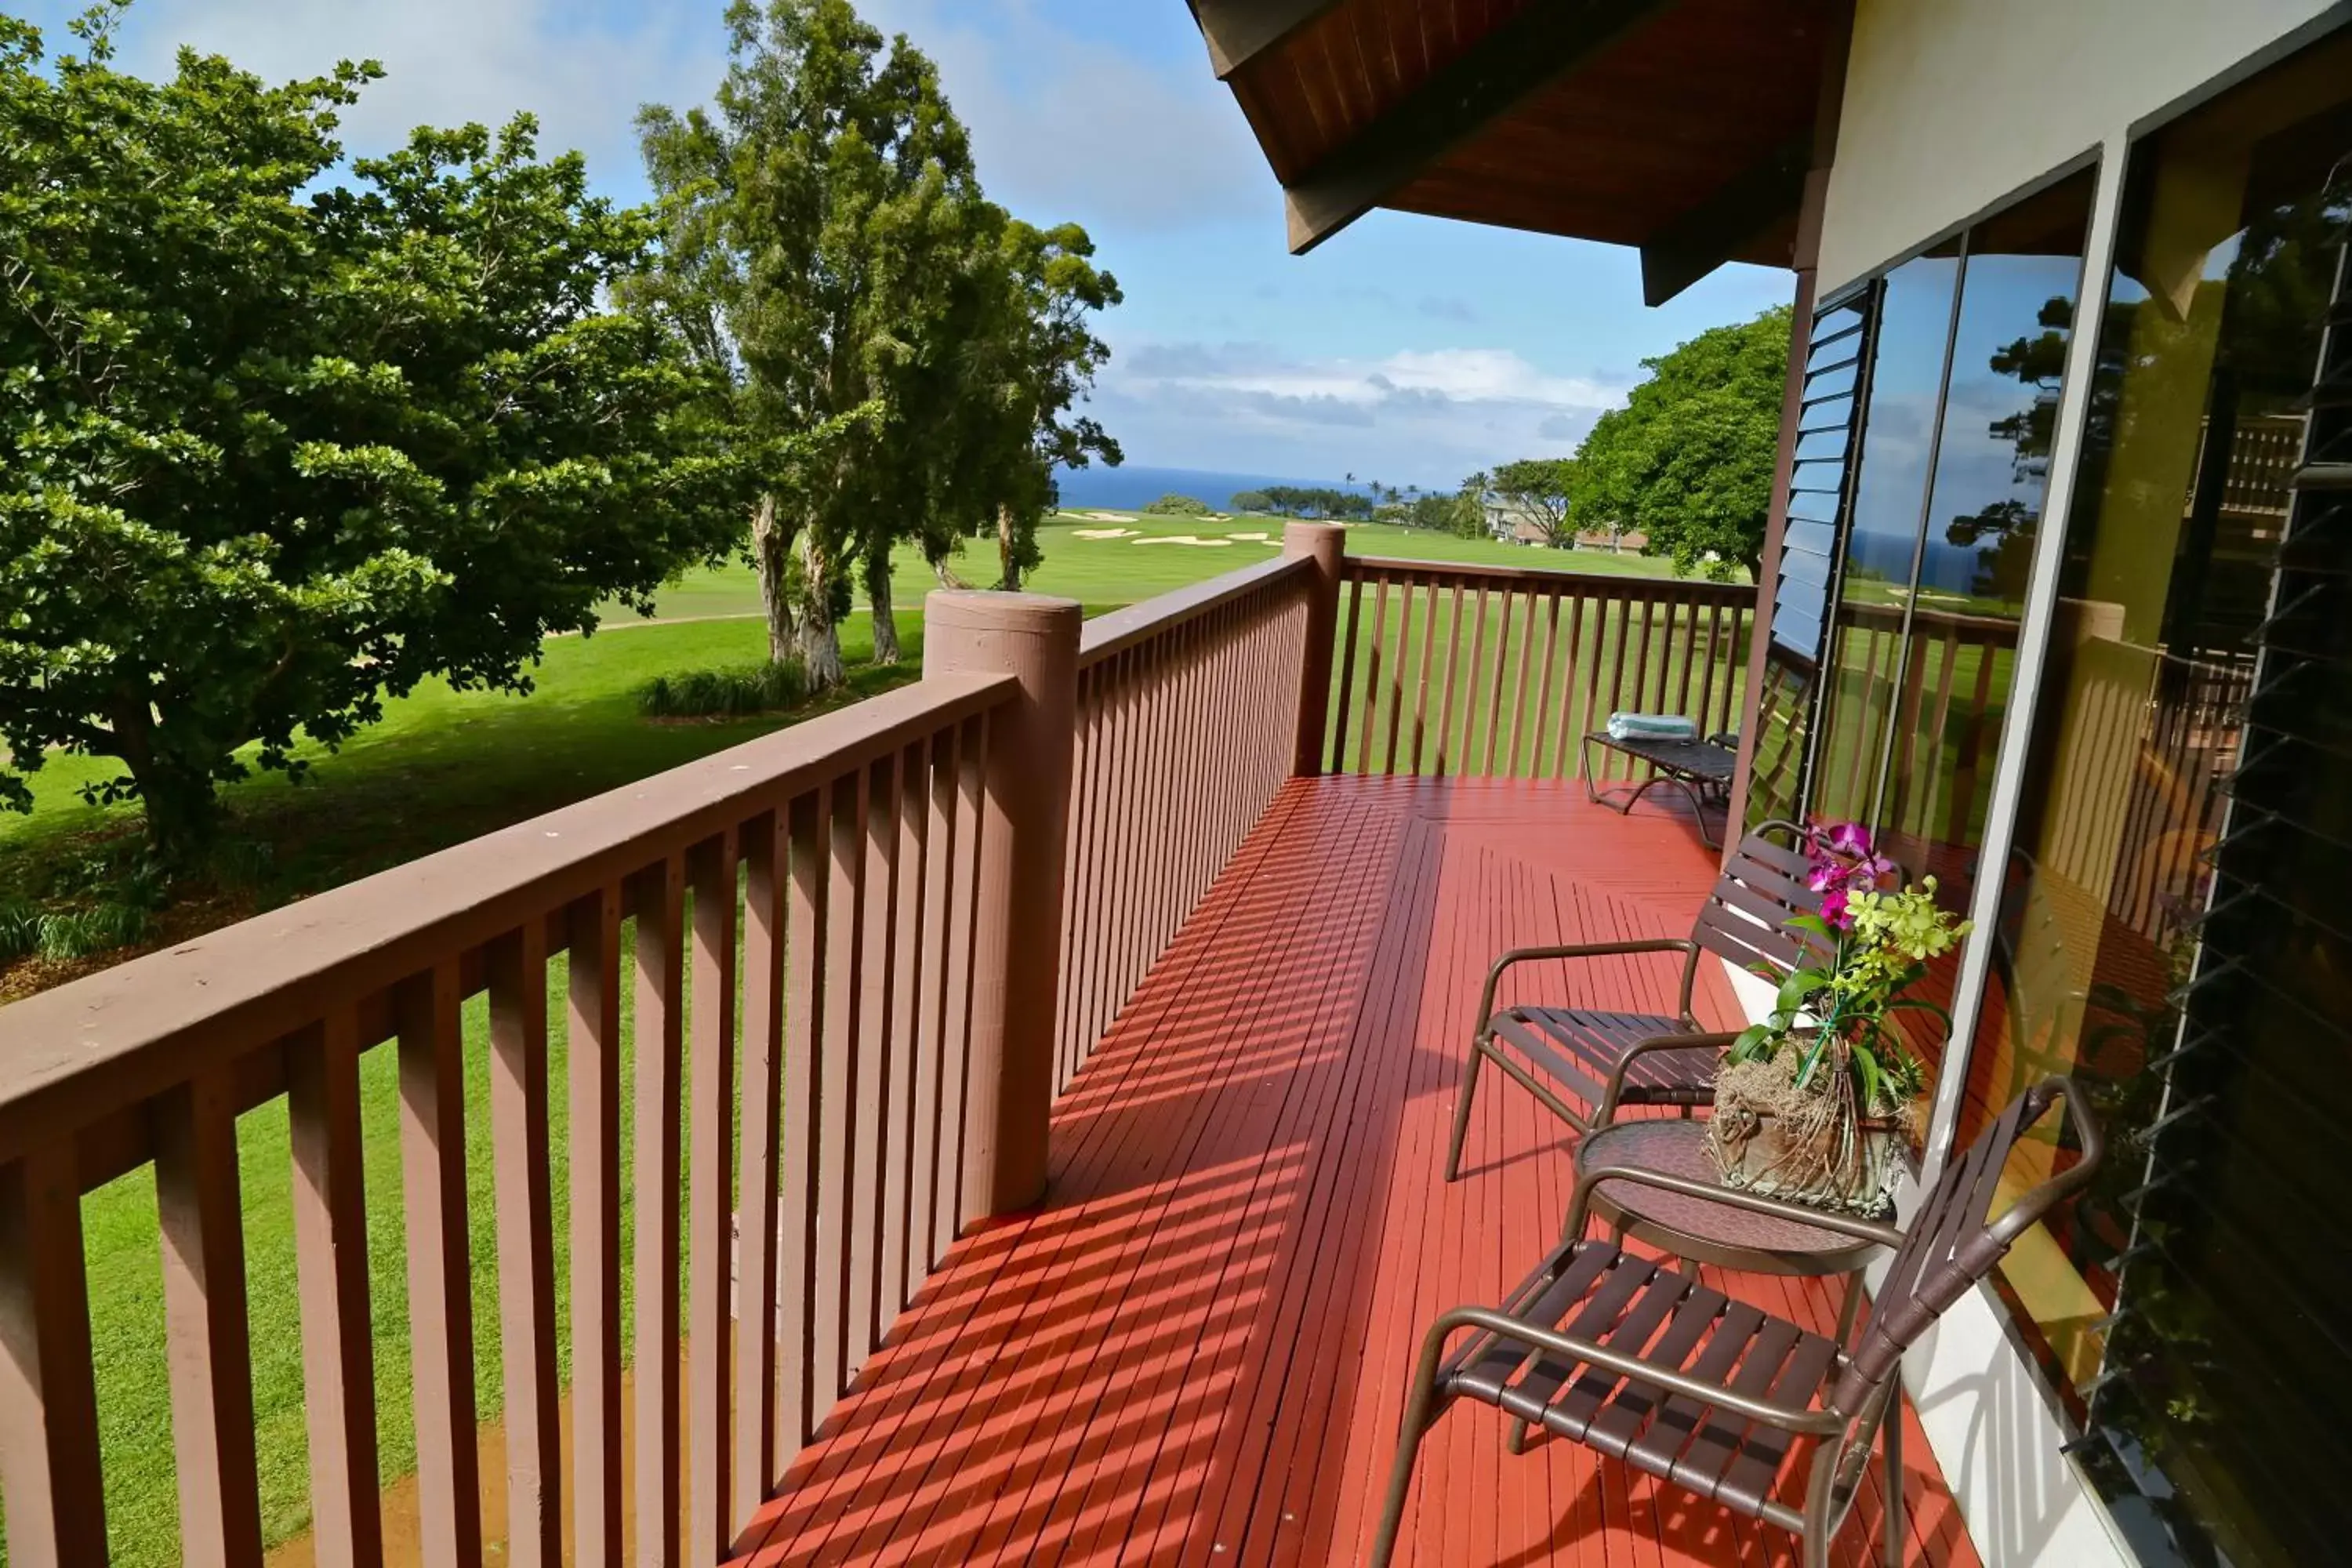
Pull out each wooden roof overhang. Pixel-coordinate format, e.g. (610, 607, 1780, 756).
(1186, 0, 1842, 303)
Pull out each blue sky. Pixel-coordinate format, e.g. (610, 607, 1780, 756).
(30, 0, 1795, 488)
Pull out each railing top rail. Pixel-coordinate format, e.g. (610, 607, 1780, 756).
(1077, 553, 1311, 670)
(1838, 597, 2024, 642)
(0, 670, 1017, 1163)
(1342, 554, 1755, 601)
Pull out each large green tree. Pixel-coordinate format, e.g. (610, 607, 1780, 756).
(635, 0, 988, 688)
(1488, 457, 1576, 546)
(1569, 306, 1790, 580)
(0, 3, 749, 869)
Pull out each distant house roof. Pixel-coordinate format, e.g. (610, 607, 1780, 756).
(1181, 0, 1842, 303)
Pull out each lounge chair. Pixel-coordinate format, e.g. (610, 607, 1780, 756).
(1377, 1076, 2103, 1568)
(1444, 820, 1828, 1181)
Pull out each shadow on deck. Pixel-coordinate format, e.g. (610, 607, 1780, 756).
(727, 777, 1979, 1567)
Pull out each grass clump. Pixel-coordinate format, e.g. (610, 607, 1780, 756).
(34, 902, 155, 960)
(637, 658, 809, 719)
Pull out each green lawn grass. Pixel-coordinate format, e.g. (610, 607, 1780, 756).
(627, 509, 1720, 624)
(0, 509, 1731, 1566)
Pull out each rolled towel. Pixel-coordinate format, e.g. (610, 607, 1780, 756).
(1607, 711, 1699, 742)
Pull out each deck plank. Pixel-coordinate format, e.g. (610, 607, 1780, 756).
(730, 777, 1981, 1568)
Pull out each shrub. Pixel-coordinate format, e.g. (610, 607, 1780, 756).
(34, 902, 154, 962)
(1142, 492, 1211, 516)
(637, 659, 811, 719)
(0, 901, 39, 963)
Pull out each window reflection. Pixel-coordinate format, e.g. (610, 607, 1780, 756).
(1956, 34, 2352, 1566)
(1799, 173, 2093, 1096)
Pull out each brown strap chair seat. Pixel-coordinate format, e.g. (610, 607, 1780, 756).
(1377, 1077, 2105, 1568)
(1446, 820, 1830, 1181)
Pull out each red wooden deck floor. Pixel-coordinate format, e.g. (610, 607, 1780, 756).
(729, 777, 1980, 1568)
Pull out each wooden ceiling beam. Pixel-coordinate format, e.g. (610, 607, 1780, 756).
(1282, 0, 1675, 256)
(1636, 130, 1812, 306)
(1188, 0, 1347, 80)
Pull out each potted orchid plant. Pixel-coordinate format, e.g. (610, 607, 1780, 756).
(1704, 822, 1973, 1216)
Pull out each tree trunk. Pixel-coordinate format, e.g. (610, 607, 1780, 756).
(866, 547, 900, 666)
(996, 503, 1020, 592)
(796, 530, 848, 691)
(750, 492, 798, 665)
(114, 702, 218, 877)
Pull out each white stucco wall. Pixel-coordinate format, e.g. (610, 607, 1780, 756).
(1818, 0, 2343, 291)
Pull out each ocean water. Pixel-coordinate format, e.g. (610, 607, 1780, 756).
(1052, 464, 1372, 514)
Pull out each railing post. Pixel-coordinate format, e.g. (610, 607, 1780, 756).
(1284, 522, 1347, 775)
(924, 590, 1081, 1215)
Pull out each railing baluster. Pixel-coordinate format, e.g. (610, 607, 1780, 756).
(1554, 591, 1586, 779)
(1674, 590, 1701, 720)
(488, 921, 561, 1568)
(1386, 574, 1414, 775)
(911, 732, 955, 1273)
(851, 754, 899, 1372)
(1411, 579, 1443, 775)
(155, 1068, 264, 1568)
(1694, 599, 1723, 742)
(1331, 575, 1364, 771)
(886, 740, 928, 1306)
(946, 710, 988, 1234)
(1500, 588, 1533, 777)
(288, 1011, 384, 1568)
(1443, 583, 1480, 777)
(1582, 593, 1610, 779)
(735, 816, 783, 1524)
(397, 963, 485, 1568)
(816, 774, 863, 1413)
(632, 855, 685, 1565)
(1359, 573, 1390, 774)
(779, 791, 825, 1450)
(1523, 590, 1559, 779)
(686, 830, 739, 1562)
(0, 1142, 106, 1568)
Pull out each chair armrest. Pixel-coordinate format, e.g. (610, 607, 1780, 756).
(1476, 939, 1698, 1033)
(1570, 1158, 1908, 1251)
(1424, 1303, 1847, 1437)
(1592, 1029, 1744, 1126)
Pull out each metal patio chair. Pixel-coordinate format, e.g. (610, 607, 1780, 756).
(1374, 1076, 2103, 1568)
(1444, 819, 1830, 1181)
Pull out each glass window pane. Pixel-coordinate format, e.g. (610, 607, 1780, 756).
(1809, 250, 1958, 827)
(1953, 34, 2352, 1563)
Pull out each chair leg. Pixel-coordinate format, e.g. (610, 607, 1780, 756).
(1882, 1396, 1907, 1568)
(1370, 1336, 1452, 1568)
(1443, 1041, 1487, 1181)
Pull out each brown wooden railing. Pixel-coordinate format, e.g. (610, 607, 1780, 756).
(1324, 557, 1755, 782)
(0, 536, 1348, 1568)
(0, 526, 1788, 1567)
(1054, 549, 1320, 1090)
(0, 670, 1027, 1568)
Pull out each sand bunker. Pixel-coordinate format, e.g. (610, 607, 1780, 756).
(1132, 535, 1232, 547)
(1083, 510, 1132, 522)
(1071, 527, 1138, 539)
(1228, 531, 1270, 542)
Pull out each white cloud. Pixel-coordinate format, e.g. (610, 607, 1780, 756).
(1095, 341, 1626, 483)
(858, 0, 1268, 230)
(123, 0, 722, 183)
